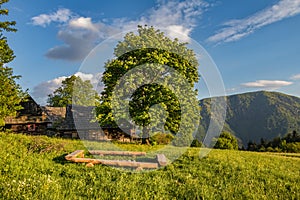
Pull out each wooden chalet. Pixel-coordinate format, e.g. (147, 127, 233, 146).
(4, 96, 51, 134)
(56, 105, 105, 140)
(3, 96, 135, 141)
(57, 105, 135, 141)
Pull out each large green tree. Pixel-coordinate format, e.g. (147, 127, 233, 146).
(214, 132, 239, 150)
(96, 26, 200, 145)
(47, 75, 98, 107)
(0, 0, 25, 126)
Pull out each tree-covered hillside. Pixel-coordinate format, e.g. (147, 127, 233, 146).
(199, 91, 300, 147)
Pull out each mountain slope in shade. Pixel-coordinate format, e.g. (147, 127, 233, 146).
(199, 91, 300, 146)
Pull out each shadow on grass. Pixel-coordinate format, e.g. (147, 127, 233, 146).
(136, 157, 156, 163)
(52, 153, 71, 165)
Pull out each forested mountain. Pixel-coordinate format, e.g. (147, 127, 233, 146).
(199, 91, 300, 146)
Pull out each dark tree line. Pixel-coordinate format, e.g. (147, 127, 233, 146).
(247, 130, 300, 153)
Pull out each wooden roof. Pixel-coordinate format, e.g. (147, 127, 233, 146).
(5, 96, 51, 125)
(42, 106, 66, 123)
(59, 105, 100, 130)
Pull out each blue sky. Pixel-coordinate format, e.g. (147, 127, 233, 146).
(3, 0, 300, 104)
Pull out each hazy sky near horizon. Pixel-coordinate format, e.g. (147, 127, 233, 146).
(3, 0, 300, 104)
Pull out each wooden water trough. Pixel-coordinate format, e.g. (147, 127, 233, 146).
(65, 150, 167, 170)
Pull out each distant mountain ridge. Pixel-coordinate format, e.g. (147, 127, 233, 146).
(199, 91, 300, 146)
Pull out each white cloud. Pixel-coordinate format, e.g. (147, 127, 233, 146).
(119, 0, 208, 42)
(45, 29, 98, 61)
(74, 72, 103, 87)
(164, 25, 192, 42)
(74, 72, 93, 81)
(69, 17, 98, 32)
(31, 72, 102, 105)
(207, 0, 300, 43)
(31, 8, 72, 27)
(241, 80, 293, 89)
(31, 76, 67, 105)
(290, 74, 300, 80)
(32, 0, 208, 61)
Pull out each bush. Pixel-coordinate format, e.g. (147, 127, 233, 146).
(285, 142, 300, 153)
(259, 146, 266, 152)
(214, 132, 238, 150)
(150, 133, 174, 145)
(191, 139, 202, 147)
(266, 147, 274, 152)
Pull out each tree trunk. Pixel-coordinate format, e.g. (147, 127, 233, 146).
(142, 127, 150, 145)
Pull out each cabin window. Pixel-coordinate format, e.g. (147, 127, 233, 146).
(27, 124, 36, 131)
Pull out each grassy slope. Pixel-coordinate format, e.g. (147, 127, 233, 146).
(0, 132, 299, 200)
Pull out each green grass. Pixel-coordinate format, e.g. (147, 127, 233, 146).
(0, 132, 299, 199)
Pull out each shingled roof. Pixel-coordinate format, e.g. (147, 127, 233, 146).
(59, 105, 100, 130)
(42, 106, 66, 127)
(5, 96, 50, 125)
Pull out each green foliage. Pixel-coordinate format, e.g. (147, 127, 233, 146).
(96, 26, 200, 145)
(0, 65, 25, 126)
(285, 142, 300, 153)
(0, 0, 25, 126)
(0, 0, 16, 34)
(0, 0, 16, 65)
(190, 139, 203, 147)
(150, 132, 174, 145)
(47, 75, 98, 107)
(214, 131, 238, 150)
(248, 131, 300, 153)
(0, 132, 300, 199)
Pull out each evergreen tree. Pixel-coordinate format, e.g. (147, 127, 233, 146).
(0, 0, 25, 126)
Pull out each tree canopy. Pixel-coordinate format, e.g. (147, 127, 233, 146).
(96, 26, 200, 145)
(0, 0, 25, 126)
(47, 75, 98, 107)
(214, 132, 239, 150)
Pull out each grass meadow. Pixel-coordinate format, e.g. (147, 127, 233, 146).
(0, 132, 299, 199)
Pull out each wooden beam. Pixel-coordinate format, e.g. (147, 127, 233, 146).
(71, 158, 158, 169)
(89, 150, 146, 156)
(65, 150, 84, 161)
(156, 154, 167, 167)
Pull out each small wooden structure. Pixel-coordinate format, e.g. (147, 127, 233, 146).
(65, 150, 167, 170)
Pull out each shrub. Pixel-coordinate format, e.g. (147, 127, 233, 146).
(285, 142, 300, 153)
(266, 147, 274, 152)
(214, 131, 238, 150)
(150, 133, 174, 145)
(191, 139, 202, 147)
